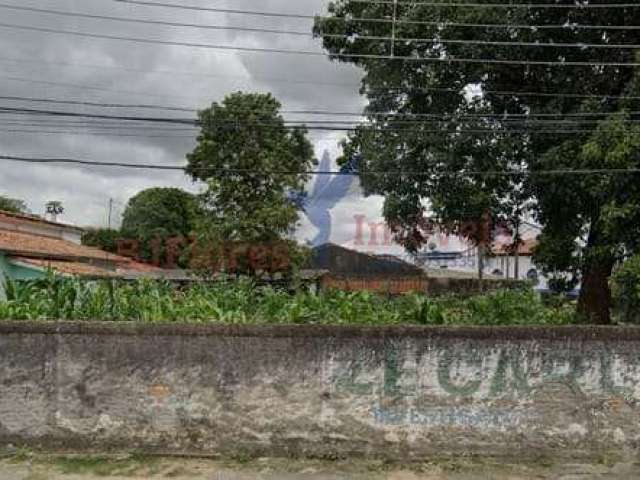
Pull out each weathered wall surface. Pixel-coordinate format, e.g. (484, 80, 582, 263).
(1, 323, 640, 459)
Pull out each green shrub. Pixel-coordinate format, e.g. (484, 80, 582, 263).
(0, 275, 577, 326)
(612, 255, 640, 324)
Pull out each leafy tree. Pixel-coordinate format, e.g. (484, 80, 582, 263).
(121, 188, 200, 263)
(314, 2, 640, 323)
(122, 188, 199, 238)
(0, 195, 28, 214)
(81, 228, 121, 253)
(186, 92, 315, 243)
(612, 253, 640, 324)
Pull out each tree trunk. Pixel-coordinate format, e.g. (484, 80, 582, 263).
(577, 259, 615, 324)
(477, 244, 485, 292)
(577, 222, 615, 325)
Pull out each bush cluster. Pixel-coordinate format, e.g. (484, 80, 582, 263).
(612, 255, 640, 324)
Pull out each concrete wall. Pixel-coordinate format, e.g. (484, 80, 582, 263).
(1, 323, 640, 459)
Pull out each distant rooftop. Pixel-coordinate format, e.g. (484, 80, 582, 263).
(0, 209, 84, 233)
(0, 229, 122, 263)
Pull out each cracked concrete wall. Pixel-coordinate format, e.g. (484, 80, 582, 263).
(0, 323, 639, 459)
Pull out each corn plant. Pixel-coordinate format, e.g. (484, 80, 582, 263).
(0, 275, 577, 325)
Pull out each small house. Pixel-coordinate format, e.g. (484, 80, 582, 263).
(0, 210, 159, 297)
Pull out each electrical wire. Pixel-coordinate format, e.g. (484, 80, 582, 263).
(5, 105, 640, 124)
(114, 0, 640, 24)
(0, 128, 196, 138)
(2, 21, 640, 67)
(5, 114, 640, 128)
(0, 3, 312, 37)
(0, 74, 201, 102)
(0, 94, 194, 112)
(4, 57, 640, 104)
(4, 3, 640, 50)
(0, 56, 358, 90)
(2, 154, 640, 177)
(338, 0, 640, 8)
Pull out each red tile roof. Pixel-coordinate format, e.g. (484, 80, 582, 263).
(0, 229, 126, 262)
(493, 238, 538, 256)
(0, 213, 175, 277)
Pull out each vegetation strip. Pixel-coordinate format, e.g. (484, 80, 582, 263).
(0, 276, 574, 326)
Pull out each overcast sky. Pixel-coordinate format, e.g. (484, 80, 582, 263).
(0, 1, 367, 230)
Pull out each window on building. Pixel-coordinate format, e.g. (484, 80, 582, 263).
(527, 268, 539, 285)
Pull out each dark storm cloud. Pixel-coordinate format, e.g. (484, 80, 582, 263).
(0, 0, 366, 226)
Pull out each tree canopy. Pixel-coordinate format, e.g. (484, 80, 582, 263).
(314, 1, 640, 323)
(121, 187, 200, 240)
(0, 195, 28, 214)
(81, 228, 121, 254)
(186, 92, 315, 243)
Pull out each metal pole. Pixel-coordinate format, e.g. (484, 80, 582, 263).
(391, 0, 398, 57)
(108, 198, 113, 230)
(514, 221, 520, 280)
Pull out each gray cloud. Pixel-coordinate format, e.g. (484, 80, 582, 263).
(0, 0, 383, 241)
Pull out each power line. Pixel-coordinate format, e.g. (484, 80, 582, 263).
(114, 0, 640, 24)
(112, 0, 321, 20)
(5, 105, 640, 123)
(4, 3, 640, 50)
(3, 21, 640, 67)
(0, 3, 311, 37)
(5, 93, 640, 118)
(0, 94, 194, 112)
(3, 56, 640, 103)
(0, 128, 196, 138)
(0, 121, 197, 131)
(0, 74, 200, 102)
(0, 56, 358, 91)
(0, 125, 616, 135)
(116, 0, 640, 30)
(111, 0, 640, 30)
(367, 86, 640, 100)
(0, 123, 632, 135)
(384, 21, 640, 31)
(389, 38, 640, 50)
(343, 0, 640, 8)
(0, 106, 195, 125)
(5, 115, 640, 128)
(2, 154, 640, 177)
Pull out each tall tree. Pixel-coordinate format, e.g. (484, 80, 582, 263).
(121, 188, 200, 263)
(0, 195, 28, 214)
(314, 1, 640, 323)
(122, 187, 199, 238)
(186, 92, 315, 243)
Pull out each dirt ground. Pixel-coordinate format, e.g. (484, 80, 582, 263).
(0, 454, 639, 480)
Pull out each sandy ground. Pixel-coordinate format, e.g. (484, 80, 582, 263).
(0, 455, 639, 480)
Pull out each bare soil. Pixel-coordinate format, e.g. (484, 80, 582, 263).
(0, 454, 638, 480)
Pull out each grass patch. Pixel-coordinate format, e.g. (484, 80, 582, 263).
(53, 454, 160, 477)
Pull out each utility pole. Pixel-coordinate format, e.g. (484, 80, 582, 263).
(390, 0, 398, 57)
(107, 198, 113, 230)
(477, 244, 485, 291)
(514, 221, 520, 280)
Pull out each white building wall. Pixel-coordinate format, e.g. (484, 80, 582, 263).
(0, 216, 83, 244)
